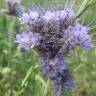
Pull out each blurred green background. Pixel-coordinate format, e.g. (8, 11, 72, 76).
(0, 0, 96, 96)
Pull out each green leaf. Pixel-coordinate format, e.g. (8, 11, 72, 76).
(76, 0, 89, 17)
(21, 64, 40, 87)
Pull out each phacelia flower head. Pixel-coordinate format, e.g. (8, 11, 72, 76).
(15, 2, 94, 95)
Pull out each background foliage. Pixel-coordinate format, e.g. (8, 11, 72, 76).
(0, 0, 96, 96)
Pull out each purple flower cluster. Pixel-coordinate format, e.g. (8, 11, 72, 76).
(41, 58, 73, 95)
(71, 23, 94, 51)
(2, 0, 24, 16)
(15, 7, 94, 95)
(15, 32, 41, 51)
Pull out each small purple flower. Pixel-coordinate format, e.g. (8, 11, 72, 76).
(2, 0, 24, 16)
(53, 82, 62, 95)
(71, 23, 94, 51)
(42, 11, 55, 21)
(80, 38, 94, 52)
(16, 6, 25, 14)
(20, 11, 39, 24)
(56, 8, 75, 20)
(15, 32, 41, 51)
(42, 58, 66, 78)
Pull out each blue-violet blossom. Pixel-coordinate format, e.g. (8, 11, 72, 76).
(15, 5, 94, 95)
